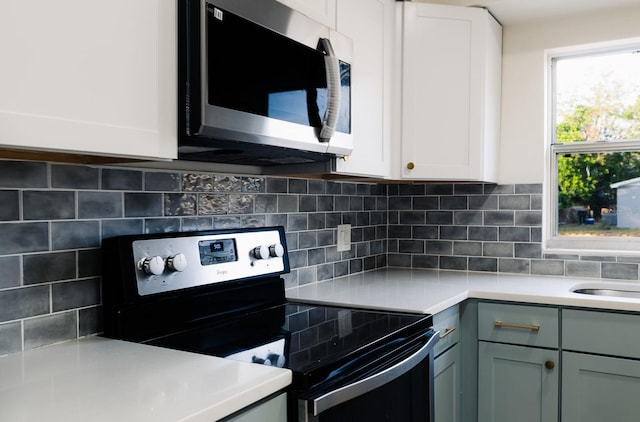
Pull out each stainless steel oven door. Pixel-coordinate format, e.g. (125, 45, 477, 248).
(297, 329, 439, 422)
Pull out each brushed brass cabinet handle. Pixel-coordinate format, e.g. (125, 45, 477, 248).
(545, 360, 555, 370)
(494, 320, 541, 331)
(439, 327, 456, 340)
(406, 162, 415, 170)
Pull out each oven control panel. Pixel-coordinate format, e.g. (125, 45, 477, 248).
(131, 228, 287, 296)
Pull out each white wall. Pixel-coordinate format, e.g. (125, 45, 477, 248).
(499, 4, 640, 184)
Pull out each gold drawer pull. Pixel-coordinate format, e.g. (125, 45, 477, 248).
(439, 327, 456, 340)
(494, 320, 540, 331)
(545, 360, 555, 370)
(406, 162, 415, 170)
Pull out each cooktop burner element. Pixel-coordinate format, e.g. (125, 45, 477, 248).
(101, 226, 437, 422)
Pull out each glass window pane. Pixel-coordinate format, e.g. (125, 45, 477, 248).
(554, 50, 640, 143)
(557, 151, 640, 237)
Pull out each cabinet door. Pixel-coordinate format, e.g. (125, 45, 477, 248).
(276, 0, 336, 28)
(399, 3, 501, 182)
(0, 0, 176, 160)
(478, 342, 558, 422)
(563, 351, 640, 422)
(226, 393, 287, 422)
(434, 343, 461, 422)
(334, 0, 393, 178)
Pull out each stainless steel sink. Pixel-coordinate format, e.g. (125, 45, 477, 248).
(571, 283, 640, 299)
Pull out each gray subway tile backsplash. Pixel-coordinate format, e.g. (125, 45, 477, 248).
(102, 168, 143, 191)
(78, 191, 123, 219)
(144, 171, 181, 192)
(0, 256, 20, 289)
(0, 222, 49, 255)
(23, 191, 76, 220)
(1, 159, 640, 356)
(23, 251, 76, 284)
(469, 257, 498, 272)
(0, 161, 47, 188)
(0, 285, 50, 323)
(498, 258, 530, 274)
(51, 164, 99, 189)
(565, 260, 601, 278)
(51, 278, 101, 312)
(0, 322, 21, 355)
(24, 311, 77, 350)
(601, 262, 639, 280)
(0, 160, 391, 354)
(52, 221, 101, 250)
(0, 191, 19, 221)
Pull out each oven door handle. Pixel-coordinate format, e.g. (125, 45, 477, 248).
(310, 330, 440, 416)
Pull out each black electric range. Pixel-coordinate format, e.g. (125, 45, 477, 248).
(102, 226, 437, 422)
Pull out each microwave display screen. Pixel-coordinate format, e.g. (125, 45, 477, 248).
(206, 5, 350, 134)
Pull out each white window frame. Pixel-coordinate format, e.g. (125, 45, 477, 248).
(544, 38, 640, 256)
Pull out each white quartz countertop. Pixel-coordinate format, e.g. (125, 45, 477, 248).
(286, 268, 640, 315)
(0, 336, 291, 422)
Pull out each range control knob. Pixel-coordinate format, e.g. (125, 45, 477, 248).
(252, 245, 270, 260)
(166, 253, 188, 272)
(269, 243, 285, 258)
(138, 256, 165, 275)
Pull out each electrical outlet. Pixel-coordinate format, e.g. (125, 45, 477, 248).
(337, 224, 351, 252)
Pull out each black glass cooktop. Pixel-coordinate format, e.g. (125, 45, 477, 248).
(144, 302, 433, 389)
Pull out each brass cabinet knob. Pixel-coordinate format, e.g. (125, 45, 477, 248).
(545, 360, 555, 370)
(406, 162, 415, 170)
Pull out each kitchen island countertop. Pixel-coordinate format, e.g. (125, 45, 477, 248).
(286, 268, 640, 314)
(0, 336, 291, 422)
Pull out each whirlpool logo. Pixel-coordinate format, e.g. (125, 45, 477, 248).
(217, 269, 228, 276)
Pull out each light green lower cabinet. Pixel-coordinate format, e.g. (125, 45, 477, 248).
(478, 342, 558, 422)
(434, 343, 461, 422)
(562, 351, 640, 422)
(225, 393, 287, 422)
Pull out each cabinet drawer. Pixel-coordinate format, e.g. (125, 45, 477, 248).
(478, 302, 559, 348)
(563, 309, 640, 359)
(433, 305, 459, 357)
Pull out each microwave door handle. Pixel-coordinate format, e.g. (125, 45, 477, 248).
(318, 38, 341, 143)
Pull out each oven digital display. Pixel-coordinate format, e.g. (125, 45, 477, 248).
(210, 241, 224, 252)
(198, 238, 237, 266)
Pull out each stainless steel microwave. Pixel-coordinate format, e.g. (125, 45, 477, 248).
(178, 0, 353, 167)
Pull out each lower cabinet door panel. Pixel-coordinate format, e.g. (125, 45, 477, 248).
(478, 342, 558, 422)
(562, 351, 640, 422)
(226, 393, 287, 422)
(434, 344, 460, 422)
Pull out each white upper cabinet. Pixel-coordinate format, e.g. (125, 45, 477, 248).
(276, 0, 337, 29)
(0, 0, 177, 161)
(334, 0, 394, 178)
(395, 3, 502, 182)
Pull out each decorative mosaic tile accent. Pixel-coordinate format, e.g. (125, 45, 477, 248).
(198, 193, 229, 215)
(213, 175, 242, 192)
(183, 173, 213, 192)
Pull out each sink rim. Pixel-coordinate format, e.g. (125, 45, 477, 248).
(570, 281, 640, 299)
